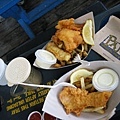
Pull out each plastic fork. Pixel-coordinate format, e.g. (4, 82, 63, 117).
(73, 54, 90, 66)
(18, 82, 76, 89)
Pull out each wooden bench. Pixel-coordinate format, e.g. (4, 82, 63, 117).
(0, 0, 64, 39)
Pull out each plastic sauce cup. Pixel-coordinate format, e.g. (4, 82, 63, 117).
(0, 58, 7, 86)
(28, 111, 41, 120)
(35, 50, 57, 69)
(42, 112, 58, 120)
(92, 68, 119, 91)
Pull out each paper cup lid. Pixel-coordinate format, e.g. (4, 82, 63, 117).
(92, 68, 119, 91)
(5, 57, 31, 85)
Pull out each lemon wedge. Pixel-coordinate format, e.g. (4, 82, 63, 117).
(70, 69, 93, 84)
(82, 19, 94, 45)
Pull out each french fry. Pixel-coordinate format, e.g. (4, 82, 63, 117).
(80, 77, 85, 90)
(73, 81, 81, 88)
(85, 83, 93, 89)
(76, 48, 81, 53)
(52, 63, 61, 68)
(84, 43, 88, 52)
(79, 51, 83, 58)
(93, 107, 104, 112)
(96, 109, 105, 114)
(83, 51, 88, 57)
(85, 81, 91, 86)
(84, 76, 93, 82)
(81, 44, 84, 52)
(82, 107, 104, 113)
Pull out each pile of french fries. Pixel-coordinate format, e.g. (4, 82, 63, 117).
(71, 43, 90, 61)
(72, 74, 106, 114)
(53, 43, 90, 68)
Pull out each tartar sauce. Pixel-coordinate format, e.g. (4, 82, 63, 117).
(35, 49, 57, 69)
(92, 68, 119, 91)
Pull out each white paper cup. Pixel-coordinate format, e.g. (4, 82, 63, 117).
(0, 58, 7, 86)
(5, 57, 42, 95)
(35, 49, 57, 69)
(5, 57, 31, 86)
(27, 111, 41, 120)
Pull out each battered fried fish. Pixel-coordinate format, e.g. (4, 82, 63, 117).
(55, 18, 84, 31)
(45, 41, 71, 61)
(59, 87, 88, 116)
(87, 91, 112, 108)
(59, 87, 112, 116)
(52, 28, 83, 53)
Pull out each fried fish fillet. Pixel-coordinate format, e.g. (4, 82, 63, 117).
(55, 18, 84, 31)
(59, 87, 88, 116)
(87, 91, 112, 108)
(45, 41, 71, 61)
(59, 87, 112, 116)
(52, 28, 83, 53)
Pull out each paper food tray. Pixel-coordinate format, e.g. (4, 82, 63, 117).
(42, 61, 120, 120)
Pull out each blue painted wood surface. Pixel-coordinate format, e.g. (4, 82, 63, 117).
(0, 0, 21, 14)
(0, 0, 64, 39)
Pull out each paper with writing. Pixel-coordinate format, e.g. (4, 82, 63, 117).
(92, 16, 120, 63)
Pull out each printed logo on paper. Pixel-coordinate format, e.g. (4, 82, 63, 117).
(100, 35, 120, 60)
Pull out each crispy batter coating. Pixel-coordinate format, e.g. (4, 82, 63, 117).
(59, 87, 88, 116)
(52, 28, 83, 53)
(45, 41, 71, 61)
(59, 87, 112, 116)
(55, 18, 84, 31)
(87, 92, 112, 108)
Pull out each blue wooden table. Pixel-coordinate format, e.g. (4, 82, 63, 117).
(0, 0, 64, 39)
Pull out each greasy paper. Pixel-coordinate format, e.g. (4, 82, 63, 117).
(42, 61, 120, 120)
(92, 16, 120, 63)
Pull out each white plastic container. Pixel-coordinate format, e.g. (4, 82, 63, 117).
(0, 58, 7, 86)
(92, 68, 119, 91)
(35, 49, 57, 69)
